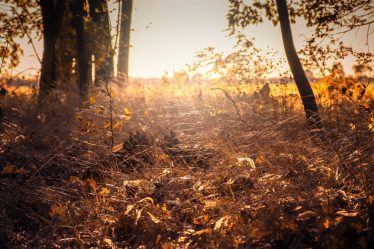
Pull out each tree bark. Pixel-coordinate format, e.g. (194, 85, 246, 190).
(276, 0, 322, 130)
(117, 0, 133, 82)
(88, 0, 113, 85)
(73, 0, 90, 98)
(39, 0, 65, 99)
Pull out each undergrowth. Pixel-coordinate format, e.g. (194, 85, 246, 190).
(0, 79, 373, 248)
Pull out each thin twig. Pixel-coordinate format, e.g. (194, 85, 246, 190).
(18, 16, 41, 64)
(211, 87, 246, 124)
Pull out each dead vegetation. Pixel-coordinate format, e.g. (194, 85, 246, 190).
(0, 80, 373, 248)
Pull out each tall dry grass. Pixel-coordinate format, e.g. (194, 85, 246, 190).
(0, 78, 373, 248)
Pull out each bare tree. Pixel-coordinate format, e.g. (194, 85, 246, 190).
(73, 0, 90, 97)
(39, 0, 65, 98)
(117, 0, 133, 82)
(275, 0, 322, 129)
(88, 0, 113, 85)
(228, 0, 322, 130)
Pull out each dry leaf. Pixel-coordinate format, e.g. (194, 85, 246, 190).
(99, 187, 110, 196)
(135, 208, 143, 225)
(125, 204, 134, 215)
(103, 120, 110, 129)
(89, 96, 96, 105)
(102, 238, 113, 247)
(113, 122, 122, 129)
(140, 197, 154, 205)
(162, 203, 167, 213)
(124, 107, 132, 121)
(256, 154, 265, 164)
(194, 228, 211, 236)
(1, 165, 15, 174)
(148, 212, 161, 224)
(86, 178, 97, 190)
(297, 210, 318, 220)
(50, 203, 67, 217)
(112, 143, 124, 153)
(214, 216, 231, 230)
(336, 210, 358, 217)
(323, 218, 331, 229)
(236, 156, 256, 169)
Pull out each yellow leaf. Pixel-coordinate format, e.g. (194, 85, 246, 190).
(89, 96, 96, 105)
(124, 107, 132, 121)
(162, 203, 167, 213)
(1, 165, 15, 174)
(109, 89, 116, 98)
(103, 121, 110, 129)
(50, 203, 66, 217)
(102, 238, 113, 247)
(113, 122, 122, 129)
(94, 107, 102, 114)
(99, 187, 110, 195)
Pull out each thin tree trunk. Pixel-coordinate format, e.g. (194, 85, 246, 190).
(276, 0, 322, 130)
(39, 0, 65, 99)
(88, 0, 113, 85)
(117, 0, 133, 82)
(74, 0, 90, 98)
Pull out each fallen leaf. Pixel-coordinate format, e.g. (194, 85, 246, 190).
(214, 216, 231, 230)
(124, 204, 134, 215)
(89, 96, 96, 105)
(112, 143, 124, 153)
(1, 165, 15, 174)
(99, 187, 110, 196)
(336, 210, 358, 217)
(113, 122, 122, 129)
(103, 120, 110, 129)
(323, 218, 331, 229)
(86, 178, 96, 190)
(124, 107, 132, 121)
(255, 154, 265, 165)
(148, 212, 161, 224)
(102, 238, 113, 247)
(135, 208, 143, 225)
(194, 228, 211, 236)
(236, 156, 256, 169)
(297, 210, 318, 220)
(50, 203, 67, 217)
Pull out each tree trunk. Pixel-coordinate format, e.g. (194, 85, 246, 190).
(117, 0, 133, 82)
(276, 0, 322, 130)
(88, 0, 113, 85)
(73, 0, 90, 98)
(39, 0, 65, 99)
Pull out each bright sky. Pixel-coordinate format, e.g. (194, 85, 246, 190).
(15, 0, 373, 78)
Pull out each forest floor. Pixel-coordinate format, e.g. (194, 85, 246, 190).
(0, 80, 373, 248)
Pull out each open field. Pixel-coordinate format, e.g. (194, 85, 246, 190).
(0, 79, 373, 248)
